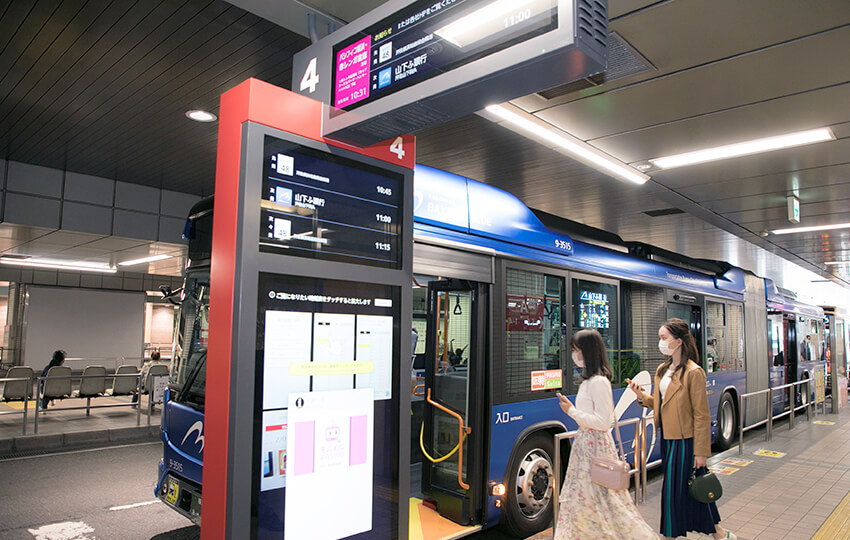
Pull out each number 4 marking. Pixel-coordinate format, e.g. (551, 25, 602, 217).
(300, 57, 319, 94)
(390, 137, 405, 160)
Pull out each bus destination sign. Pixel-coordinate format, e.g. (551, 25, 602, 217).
(260, 136, 403, 268)
(332, 0, 557, 111)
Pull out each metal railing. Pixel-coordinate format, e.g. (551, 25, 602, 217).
(0, 376, 31, 435)
(553, 417, 642, 533)
(737, 378, 819, 455)
(34, 372, 143, 434)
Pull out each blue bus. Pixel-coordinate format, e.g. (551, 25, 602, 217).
(156, 165, 824, 537)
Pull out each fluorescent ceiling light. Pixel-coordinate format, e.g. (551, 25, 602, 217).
(824, 261, 849, 266)
(771, 222, 850, 235)
(185, 110, 217, 122)
(435, 0, 550, 48)
(650, 128, 835, 169)
(118, 254, 173, 266)
(484, 105, 650, 185)
(0, 258, 117, 273)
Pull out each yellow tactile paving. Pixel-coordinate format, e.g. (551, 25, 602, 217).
(408, 498, 480, 540)
(812, 489, 850, 540)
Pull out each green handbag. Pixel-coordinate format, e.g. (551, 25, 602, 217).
(688, 469, 723, 503)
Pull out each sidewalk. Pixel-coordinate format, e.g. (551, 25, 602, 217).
(0, 396, 160, 458)
(530, 407, 850, 540)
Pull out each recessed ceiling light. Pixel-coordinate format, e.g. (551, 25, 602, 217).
(771, 222, 850, 235)
(484, 104, 650, 185)
(118, 254, 173, 266)
(0, 258, 117, 273)
(185, 110, 217, 122)
(649, 127, 835, 169)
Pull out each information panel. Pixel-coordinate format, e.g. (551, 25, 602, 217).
(332, 0, 557, 111)
(255, 273, 399, 539)
(261, 135, 403, 268)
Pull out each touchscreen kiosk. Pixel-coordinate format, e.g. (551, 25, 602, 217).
(204, 79, 413, 540)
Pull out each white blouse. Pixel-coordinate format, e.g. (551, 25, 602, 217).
(660, 368, 676, 398)
(567, 375, 615, 431)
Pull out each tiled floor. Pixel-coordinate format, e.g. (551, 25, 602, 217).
(530, 407, 850, 540)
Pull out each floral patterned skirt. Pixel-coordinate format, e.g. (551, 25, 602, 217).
(555, 427, 659, 540)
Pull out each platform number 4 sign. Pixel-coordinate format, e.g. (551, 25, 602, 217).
(300, 57, 319, 94)
(390, 137, 405, 160)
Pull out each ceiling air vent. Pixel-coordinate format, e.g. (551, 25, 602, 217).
(644, 208, 685, 217)
(537, 32, 655, 101)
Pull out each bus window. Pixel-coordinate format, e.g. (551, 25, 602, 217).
(504, 268, 565, 398)
(170, 272, 209, 409)
(571, 278, 619, 386)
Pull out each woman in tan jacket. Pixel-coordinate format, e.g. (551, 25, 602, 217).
(628, 318, 736, 540)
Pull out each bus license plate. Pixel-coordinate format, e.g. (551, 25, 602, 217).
(165, 478, 179, 505)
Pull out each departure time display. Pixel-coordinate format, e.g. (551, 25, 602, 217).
(260, 136, 403, 268)
(332, 0, 557, 111)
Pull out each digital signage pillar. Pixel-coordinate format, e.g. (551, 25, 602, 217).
(204, 78, 414, 539)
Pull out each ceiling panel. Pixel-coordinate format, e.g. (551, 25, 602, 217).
(0, 0, 848, 301)
(535, 26, 850, 141)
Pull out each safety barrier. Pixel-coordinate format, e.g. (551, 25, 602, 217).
(737, 378, 821, 456)
(0, 375, 31, 435)
(33, 371, 143, 434)
(553, 417, 642, 532)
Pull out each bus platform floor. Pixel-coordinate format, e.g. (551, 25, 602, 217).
(528, 407, 850, 540)
(0, 396, 160, 458)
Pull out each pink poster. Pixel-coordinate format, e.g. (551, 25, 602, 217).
(335, 36, 371, 108)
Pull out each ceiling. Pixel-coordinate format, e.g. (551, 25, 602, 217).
(0, 0, 849, 306)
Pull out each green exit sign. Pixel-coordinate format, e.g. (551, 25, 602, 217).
(787, 196, 800, 223)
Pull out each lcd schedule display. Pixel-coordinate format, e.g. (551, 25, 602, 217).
(332, 0, 557, 111)
(261, 135, 403, 268)
(254, 273, 399, 539)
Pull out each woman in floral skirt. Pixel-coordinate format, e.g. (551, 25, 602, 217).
(555, 329, 658, 539)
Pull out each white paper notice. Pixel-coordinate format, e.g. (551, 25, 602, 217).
(260, 409, 287, 491)
(311, 313, 356, 392)
(354, 315, 393, 399)
(264, 311, 312, 409)
(285, 389, 373, 540)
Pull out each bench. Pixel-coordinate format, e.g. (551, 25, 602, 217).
(34, 365, 143, 434)
(1, 366, 35, 435)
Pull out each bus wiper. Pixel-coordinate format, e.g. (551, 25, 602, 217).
(159, 285, 184, 306)
(177, 350, 207, 403)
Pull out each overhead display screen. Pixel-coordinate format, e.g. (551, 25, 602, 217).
(261, 135, 403, 268)
(332, 0, 557, 111)
(255, 273, 399, 539)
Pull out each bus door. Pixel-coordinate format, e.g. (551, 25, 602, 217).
(783, 314, 799, 405)
(420, 279, 488, 526)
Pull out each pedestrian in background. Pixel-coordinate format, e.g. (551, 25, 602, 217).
(555, 329, 658, 539)
(628, 318, 736, 540)
(39, 350, 66, 409)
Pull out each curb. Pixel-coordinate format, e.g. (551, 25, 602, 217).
(0, 425, 160, 459)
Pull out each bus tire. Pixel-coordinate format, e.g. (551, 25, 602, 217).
(503, 433, 556, 538)
(715, 392, 737, 451)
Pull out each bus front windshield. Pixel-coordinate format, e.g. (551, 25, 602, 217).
(170, 271, 209, 410)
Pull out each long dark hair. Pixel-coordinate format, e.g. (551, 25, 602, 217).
(47, 350, 66, 369)
(659, 318, 699, 380)
(570, 329, 612, 381)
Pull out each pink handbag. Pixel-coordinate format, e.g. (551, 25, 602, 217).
(590, 399, 631, 491)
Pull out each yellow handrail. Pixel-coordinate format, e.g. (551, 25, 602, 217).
(423, 388, 471, 490)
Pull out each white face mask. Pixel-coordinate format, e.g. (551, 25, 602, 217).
(658, 338, 679, 356)
(572, 350, 585, 368)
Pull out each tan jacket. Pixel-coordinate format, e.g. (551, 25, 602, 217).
(639, 359, 712, 457)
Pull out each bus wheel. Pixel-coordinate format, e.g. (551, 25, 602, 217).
(715, 392, 737, 450)
(503, 433, 555, 538)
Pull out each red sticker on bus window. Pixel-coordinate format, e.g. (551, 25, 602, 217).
(531, 370, 562, 391)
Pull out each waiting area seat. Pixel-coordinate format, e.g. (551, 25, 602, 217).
(2, 366, 34, 402)
(108, 365, 140, 397)
(74, 366, 107, 398)
(41, 365, 72, 405)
